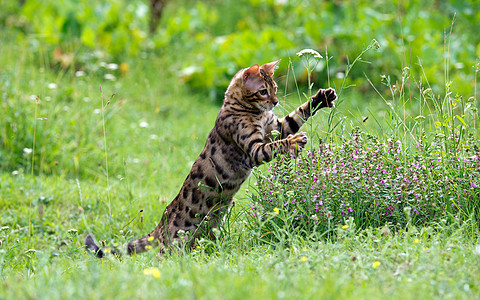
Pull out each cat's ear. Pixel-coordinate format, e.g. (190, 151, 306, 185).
(260, 59, 281, 76)
(243, 64, 260, 82)
(243, 64, 263, 90)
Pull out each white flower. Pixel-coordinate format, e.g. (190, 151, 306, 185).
(139, 121, 149, 128)
(214, 36, 227, 45)
(75, 71, 85, 77)
(179, 66, 202, 77)
(104, 74, 116, 81)
(48, 83, 57, 89)
(93, 109, 101, 114)
(23, 148, 33, 154)
(135, 3, 148, 18)
(296, 49, 323, 59)
(107, 63, 119, 70)
(475, 244, 480, 256)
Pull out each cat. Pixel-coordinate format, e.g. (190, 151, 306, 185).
(85, 60, 337, 257)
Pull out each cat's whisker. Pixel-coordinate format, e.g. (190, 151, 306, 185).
(274, 103, 292, 115)
(274, 74, 287, 83)
(280, 91, 296, 99)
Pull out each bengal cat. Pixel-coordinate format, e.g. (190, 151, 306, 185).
(85, 60, 336, 257)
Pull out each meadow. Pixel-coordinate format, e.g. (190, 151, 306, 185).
(1, 0, 480, 298)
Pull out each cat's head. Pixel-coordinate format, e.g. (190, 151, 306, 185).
(240, 60, 280, 111)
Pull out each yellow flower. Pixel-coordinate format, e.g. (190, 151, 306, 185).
(104, 248, 111, 253)
(342, 225, 349, 229)
(152, 269, 161, 278)
(120, 62, 129, 76)
(414, 238, 420, 244)
(273, 207, 280, 214)
(147, 236, 154, 242)
(300, 256, 307, 262)
(143, 268, 161, 279)
(145, 245, 153, 250)
(372, 261, 381, 269)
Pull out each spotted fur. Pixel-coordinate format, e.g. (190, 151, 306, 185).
(85, 60, 336, 257)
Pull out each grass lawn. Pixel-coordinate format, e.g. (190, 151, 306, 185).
(2, 171, 479, 299)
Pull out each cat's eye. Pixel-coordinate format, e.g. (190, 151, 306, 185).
(259, 89, 268, 96)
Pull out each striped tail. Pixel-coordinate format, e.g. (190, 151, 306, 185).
(126, 234, 158, 255)
(85, 233, 158, 258)
(84, 234, 123, 258)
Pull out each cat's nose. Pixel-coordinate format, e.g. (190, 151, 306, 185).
(272, 99, 278, 106)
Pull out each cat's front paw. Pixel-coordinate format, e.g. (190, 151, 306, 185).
(287, 132, 308, 156)
(311, 88, 337, 113)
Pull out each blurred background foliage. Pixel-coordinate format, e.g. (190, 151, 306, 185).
(1, 0, 479, 179)
(2, 0, 479, 98)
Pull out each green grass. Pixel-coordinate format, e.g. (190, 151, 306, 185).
(2, 171, 480, 299)
(1, 11, 480, 299)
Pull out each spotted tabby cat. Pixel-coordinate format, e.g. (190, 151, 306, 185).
(85, 60, 336, 257)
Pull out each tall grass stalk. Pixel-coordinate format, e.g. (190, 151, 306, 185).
(100, 86, 116, 225)
(28, 96, 40, 242)
(296, 49, 322, 150)
(325, 45, 331, 87)
(475, 62, 479, 129)
(444, 13, 456, 90)
(31, 96, 39, 177)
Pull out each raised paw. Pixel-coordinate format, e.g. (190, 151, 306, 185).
(311, 88, 337, 113)
(287, 132, 308, 156)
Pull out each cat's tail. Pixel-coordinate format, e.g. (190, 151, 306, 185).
(84, 232, 159, 258)
(126, 232, 159, 255)
(84, 234, 122, 258)
(126, 215, 166, 255)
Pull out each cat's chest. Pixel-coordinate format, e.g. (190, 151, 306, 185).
(257, 113, 274, 139)
(242, 113, 272, 135)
